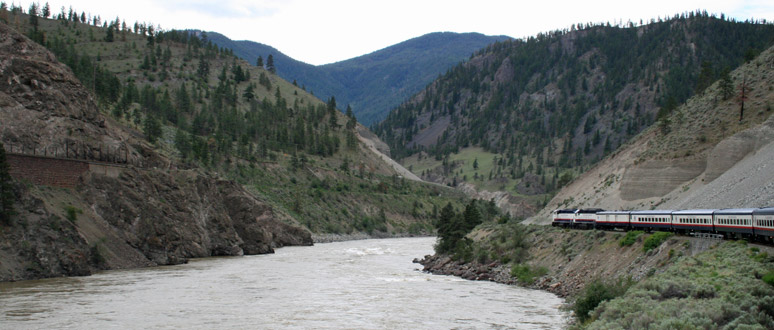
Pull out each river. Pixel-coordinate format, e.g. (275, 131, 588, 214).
(0, 237, 566, 329)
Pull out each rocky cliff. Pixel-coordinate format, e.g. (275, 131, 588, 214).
(0, 22, 312, 281)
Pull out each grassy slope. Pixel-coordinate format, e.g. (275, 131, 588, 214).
(9, 12, 467, 236)
(456, 221, 774, 328)
(587, 242, 774, 329)
(402, 147, 557, 206)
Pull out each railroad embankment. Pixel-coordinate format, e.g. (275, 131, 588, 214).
(419, 224, 774, 327)
(419, 225, 713, 297)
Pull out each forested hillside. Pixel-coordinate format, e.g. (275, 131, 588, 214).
(0, 3, 466, 238)
(208, 31, 510, 125)
(374, 12, 774, 214)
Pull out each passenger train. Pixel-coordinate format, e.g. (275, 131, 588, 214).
(552, 207, 774, 242)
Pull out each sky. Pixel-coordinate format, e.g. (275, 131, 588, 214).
(14, 0, 774, 65)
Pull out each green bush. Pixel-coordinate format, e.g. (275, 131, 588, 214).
(573, 278, 632, 323)
(587, 243, 774, 329)
(64, 205, 82, 223)
(643, 232, 673, 252)
(763, 271, 774, 287)
(511, 263, 548, 285)
(619, 231, 644, 247)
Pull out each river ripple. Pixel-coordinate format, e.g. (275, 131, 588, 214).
(0, 237, 566, 329)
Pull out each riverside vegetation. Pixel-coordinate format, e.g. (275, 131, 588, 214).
(424, 208, 774, 328)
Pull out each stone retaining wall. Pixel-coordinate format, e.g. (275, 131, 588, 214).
(6, 153, 124, 188)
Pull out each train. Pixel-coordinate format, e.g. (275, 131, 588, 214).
(552, 207, 774, 242)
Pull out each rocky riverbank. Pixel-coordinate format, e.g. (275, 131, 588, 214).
(415, 225, 727, 298)
(416, 254, 516, 284)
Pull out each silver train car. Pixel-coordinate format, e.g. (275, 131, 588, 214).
(552, 207, 774, 242)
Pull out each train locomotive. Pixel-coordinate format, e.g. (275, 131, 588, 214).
(552, 207, 774, 242)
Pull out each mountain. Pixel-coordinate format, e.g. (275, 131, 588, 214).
(0, 20, 312, 280)
(0, 8, 466, 281)
(374, 12, 774, 216)
(526, 42, 774, 223)
(207, 31, 511, 125)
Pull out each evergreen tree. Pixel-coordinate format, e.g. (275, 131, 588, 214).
(435, 203, 460, 253)
(463, 200, 482, 231)
(266, 54, 275, 74)
(144, 115, 163, 143)
(737, 75, 749, 122)
(28, 2, 38, 31)
(104, 24, 114, 42)
(719, 68, 734, 100)
(42, 2, 50, 18)
(197, 53, 209, 81)
(256, 56, 263, 68)
(0, 143, 15, 226)
(695, 61, 714, 94)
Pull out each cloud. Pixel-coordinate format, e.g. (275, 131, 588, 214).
(155, 0, 284, 19)
(729, 0, 774, 21)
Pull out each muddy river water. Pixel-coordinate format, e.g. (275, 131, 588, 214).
(0, 237, 566, 329)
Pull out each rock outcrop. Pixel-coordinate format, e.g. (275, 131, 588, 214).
(0, 22, 312, 282)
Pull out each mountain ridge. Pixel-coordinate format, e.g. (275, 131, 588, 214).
(526, 42, 774, 223)
(207, 31, 511, 125)
(375, 13, 774, 217)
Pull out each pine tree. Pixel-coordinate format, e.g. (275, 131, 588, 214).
(695, 61, 714, 94)
(144, 115, 163, 143)
(256, 56, 263, 68)
(719, 68, 734, 101)
(737, 75, 749, 122)
(435, 203, 460, 253)
(42, 2, 50, 18)
(28, 2, 38, 31)
(197, 54, 209, 81)
(266, 54, 275, 74)
(104, 24, 114, 42)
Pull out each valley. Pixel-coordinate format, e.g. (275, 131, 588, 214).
(1, 3, 774, 329)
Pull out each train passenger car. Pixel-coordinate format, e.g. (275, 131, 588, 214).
(552, 209, 577, 227)
(672, 209, 715, 233)
(596, 211, 630, 230)
(753, 207, 774, 240)
(575, 208, 604, 229)
(714, 208, 755, 238)
(630, 210, 673, 231)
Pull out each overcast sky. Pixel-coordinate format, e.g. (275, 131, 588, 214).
(20, 0, 774, 65)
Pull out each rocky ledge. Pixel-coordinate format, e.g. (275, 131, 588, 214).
(416, 254, 518, 285)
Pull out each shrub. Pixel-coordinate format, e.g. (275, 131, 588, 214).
(763, 271, 774, 287)
(573, 278, 632, 323)
(90, 243, 106, 267)
(620, 230, 644, 247)
(511, 264, 548, 285)
(64, 205, 82, 223)
(643, 232, 673, 252)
